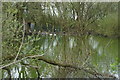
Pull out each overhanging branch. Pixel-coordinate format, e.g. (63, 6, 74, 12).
(1, 54, 117, 78)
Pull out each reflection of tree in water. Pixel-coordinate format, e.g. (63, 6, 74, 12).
(53, 36, 92, 78)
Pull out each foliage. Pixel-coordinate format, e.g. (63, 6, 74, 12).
(11, 2, 118, 36)
(2, 2, 118, 78)
(2, 2, 22, 57)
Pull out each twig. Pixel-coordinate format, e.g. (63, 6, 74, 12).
(104, 39, 112, 49)
(21, 63, 39, 69)
(81, 52, 91, 68)
(0, 57, 27, 69)
(14, 18, 25, 61)
(0, 54, 44, 69)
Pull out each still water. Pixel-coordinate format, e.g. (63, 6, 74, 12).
(2, 35, 118, 78)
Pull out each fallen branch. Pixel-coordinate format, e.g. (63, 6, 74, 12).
(1, 54, 117, 78)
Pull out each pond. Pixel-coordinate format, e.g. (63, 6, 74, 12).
(2, 34, 118, 78)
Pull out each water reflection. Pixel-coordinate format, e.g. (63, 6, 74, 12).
(2, 35, 118, 78)
(89, 36, 99, 49)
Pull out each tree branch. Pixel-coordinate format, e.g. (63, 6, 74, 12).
(14, 18, 26, 61)
(1, 54, 117, 78)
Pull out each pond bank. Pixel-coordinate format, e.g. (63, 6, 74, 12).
(84, 30, 120, 38)
(24, 30, 120, 38)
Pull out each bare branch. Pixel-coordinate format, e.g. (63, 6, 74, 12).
(14, 18, 25, 61)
